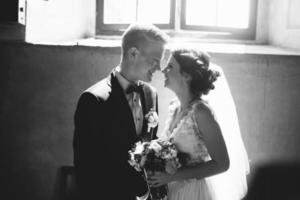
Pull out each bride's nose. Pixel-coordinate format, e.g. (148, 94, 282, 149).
(162, 67, 167, 74)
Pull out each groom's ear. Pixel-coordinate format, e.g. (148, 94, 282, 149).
(127, 47, 139, 61)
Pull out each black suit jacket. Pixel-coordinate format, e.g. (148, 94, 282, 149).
(73, 71, 158, 200)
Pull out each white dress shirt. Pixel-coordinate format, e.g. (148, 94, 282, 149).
(115, 67, 144, 136)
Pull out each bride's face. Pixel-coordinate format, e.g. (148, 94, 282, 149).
(162, 56, 186, 92)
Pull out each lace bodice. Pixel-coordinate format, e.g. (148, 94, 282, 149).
(162, 99, 211, 166)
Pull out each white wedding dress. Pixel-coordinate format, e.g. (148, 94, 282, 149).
(161, 99, 214, 200)
(160, 64, 249, 200)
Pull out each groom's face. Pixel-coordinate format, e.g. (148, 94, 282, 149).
(132, 41, 164, 82)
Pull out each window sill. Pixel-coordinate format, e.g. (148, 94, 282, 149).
(73, 37, 300, 56)
(19, 36, 300, 56)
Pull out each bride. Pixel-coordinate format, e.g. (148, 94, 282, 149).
(148, 48, 249, 200)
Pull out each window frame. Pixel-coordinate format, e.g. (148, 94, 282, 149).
(96, 0, 258, 40)
(180, 0, 258, 40)
(96, 0, 176, 35)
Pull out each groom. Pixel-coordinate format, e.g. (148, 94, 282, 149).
(73, 24, 168, 200)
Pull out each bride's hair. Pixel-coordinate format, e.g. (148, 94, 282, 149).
(172, 48, 220, 97)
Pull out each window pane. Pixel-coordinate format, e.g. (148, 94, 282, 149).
(186, 0, 217, 26)
(104, 0, 137, 24)
(137, 0, 170, 24)
(217, 0, 249, 28)
(103, 0, 170, 25)
(186, 0, 250, 28)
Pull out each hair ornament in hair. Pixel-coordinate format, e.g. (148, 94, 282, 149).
(180, 52, 196, 59)
(195, 59, 206, 67)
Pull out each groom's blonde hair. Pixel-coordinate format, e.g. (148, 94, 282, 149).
(121, 23, 169, 58)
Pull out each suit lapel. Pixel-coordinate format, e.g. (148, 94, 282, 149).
(109, 72, 138, 140)
(139, 86, 148, 140)
(140, 84, 156, 141)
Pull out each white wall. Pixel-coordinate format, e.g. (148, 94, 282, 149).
(268, 0, 300, 50)
(25, 0, 96, 43)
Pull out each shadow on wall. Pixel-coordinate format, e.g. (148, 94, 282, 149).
(245, 161, 300, 200)
(52, 166, 79, 200)
(52, 162, 300, 200)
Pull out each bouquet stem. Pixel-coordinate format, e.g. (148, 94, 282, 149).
(149, 185, 168, 200)
(146, 170, 168, 200)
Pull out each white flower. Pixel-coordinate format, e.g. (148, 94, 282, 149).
(149, 140, 162, 153)
(134, 142, 144, 154)
(145, 108, 159, 132)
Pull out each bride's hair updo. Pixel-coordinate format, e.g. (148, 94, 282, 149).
(172, 48, 220, 97)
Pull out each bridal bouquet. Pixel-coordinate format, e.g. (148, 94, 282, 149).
(128, 139, 181, 200)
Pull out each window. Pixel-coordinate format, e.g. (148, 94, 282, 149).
(96, 0, 175, 35)
(96, 0, 257, 40)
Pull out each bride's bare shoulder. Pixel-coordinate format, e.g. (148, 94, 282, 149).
(194, 100, 216, 120)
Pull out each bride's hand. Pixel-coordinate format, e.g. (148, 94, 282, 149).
(147, 172, 173, 187)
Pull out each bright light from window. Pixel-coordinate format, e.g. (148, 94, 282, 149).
(186, 0, 217, 26)
(104, 0, 170, 24)
(137, 0, 170, 24)
(104, 0, 136, 24)
(186, 0, 249, 28)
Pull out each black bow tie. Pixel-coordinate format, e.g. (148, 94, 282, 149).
(126, 84, 143, 94)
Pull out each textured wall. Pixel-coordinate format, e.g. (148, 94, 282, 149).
(1, 42, 300, 200)
(268, 0, 300, 50)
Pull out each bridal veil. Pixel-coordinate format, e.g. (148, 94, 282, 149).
(202, 63, 250, 200)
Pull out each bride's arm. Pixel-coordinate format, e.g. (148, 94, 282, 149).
(175, 103, 230, 179)
(148, 103, 230, 186)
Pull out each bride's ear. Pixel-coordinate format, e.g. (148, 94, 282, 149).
(182, 72, 192, 83)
